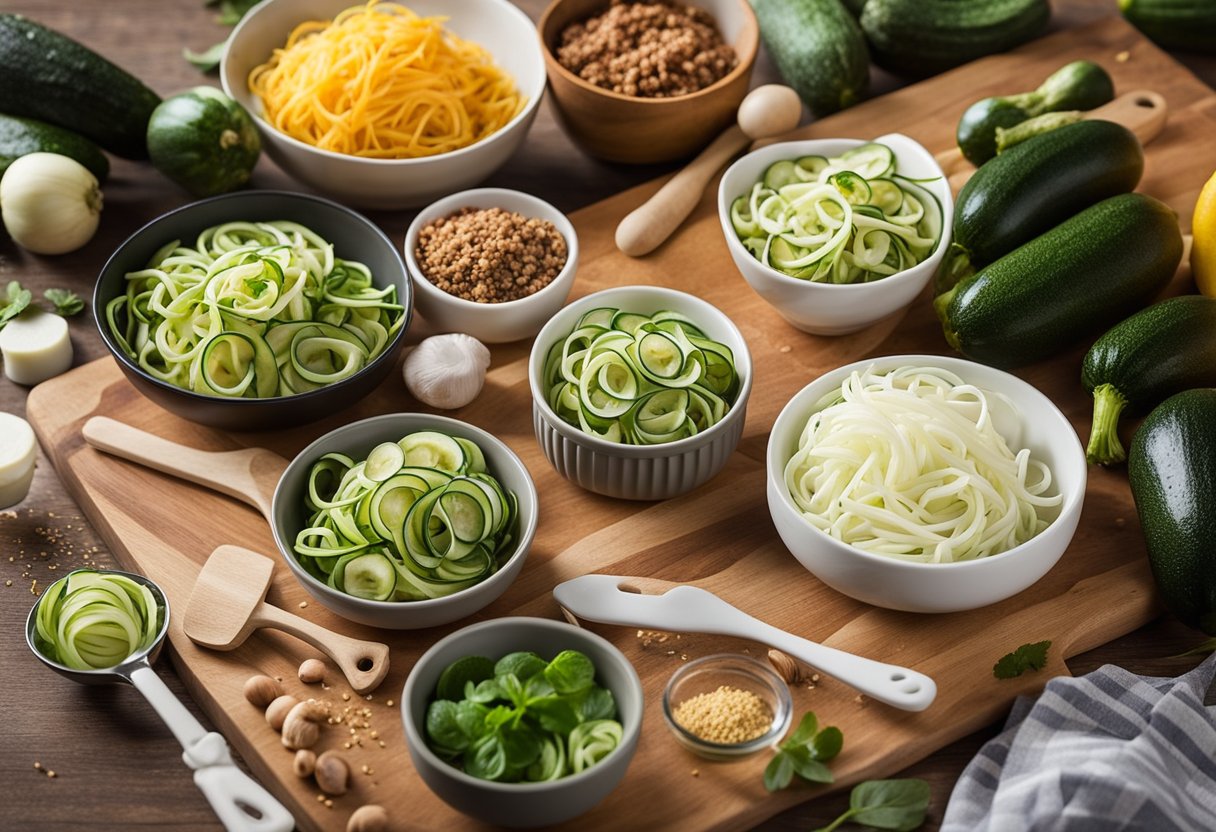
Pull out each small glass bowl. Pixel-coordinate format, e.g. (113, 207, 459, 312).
(662, 653, 793, 760)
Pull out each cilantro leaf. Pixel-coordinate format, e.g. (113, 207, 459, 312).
(44, 288, 84, 317)
(993, 640, 1052, 679)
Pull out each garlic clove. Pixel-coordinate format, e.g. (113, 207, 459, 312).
(403, 333, 491, 410)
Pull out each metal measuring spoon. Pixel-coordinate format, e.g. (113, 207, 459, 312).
(25, 568, 294, 832)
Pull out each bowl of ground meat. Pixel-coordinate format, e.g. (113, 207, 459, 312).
(405, 188, 580, 343)
(538, 0, 760, 163)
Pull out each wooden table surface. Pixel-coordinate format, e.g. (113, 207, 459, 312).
(1, 1, 1213, 829)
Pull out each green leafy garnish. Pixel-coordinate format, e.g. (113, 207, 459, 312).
(44, 289, 84, 317)
(0, 280, 33, 329)
(993, 640, 1052, 679)
(183, 41, 227, 73)
(188, 0, 259, 73)
(763, 711, 843, 792)
(814, 779, 931, 832)
(424, 649, 623, 783)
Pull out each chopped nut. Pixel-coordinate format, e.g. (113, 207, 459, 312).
(385, 700, 394, 707)
(244, 675, 284, 708)
(293, 749, 317, 778)
(265, 695, 299, 732)
(347, 804, 389, 832)
(767, 649, 801, 685)
(298, 659, 326, 685)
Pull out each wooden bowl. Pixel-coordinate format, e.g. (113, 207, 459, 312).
(538, 0, 759, 164)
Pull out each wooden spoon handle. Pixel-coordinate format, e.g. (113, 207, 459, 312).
(81, 416, 284, 521)
(937, 89, 1170, 193)
(615, 125, 749, 257)
(252, 603, 390, 695)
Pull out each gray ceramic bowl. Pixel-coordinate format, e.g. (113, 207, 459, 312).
(402, 617, 643, 827)
(528, 285, 752, 500)
(270, 413, 537, 629)
(94, 191, 412, 431)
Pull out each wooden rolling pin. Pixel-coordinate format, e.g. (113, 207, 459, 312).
(615, 84, 802, 257)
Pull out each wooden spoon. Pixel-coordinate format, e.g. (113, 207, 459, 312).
(615, 84, 802, 257)
(937, 89, 1169, 192)
(184, 545, 390, 695)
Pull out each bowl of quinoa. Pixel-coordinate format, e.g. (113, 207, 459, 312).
(538, 0, 759, 163)
(405, 188, 579, 343)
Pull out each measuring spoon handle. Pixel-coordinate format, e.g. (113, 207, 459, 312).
(81, 417, 283, 521)
(253, 602, 390, 695)
(129, 665, 294, 832)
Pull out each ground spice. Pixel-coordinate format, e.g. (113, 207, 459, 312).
(557, 1, 737, 98)
(415, 207, 567, 303)
(672, 685, 772, 744)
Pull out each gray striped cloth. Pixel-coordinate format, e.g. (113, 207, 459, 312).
(942, 654, 1216, 831)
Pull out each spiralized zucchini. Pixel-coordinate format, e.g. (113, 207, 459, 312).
(33, 570, 161, 670)
(542, 307, 740, 445)
(784, 366, 1062, 563)
(105, 221, 404, 398)
(731, 143, 943, 283)
(295, 431, 517, 601)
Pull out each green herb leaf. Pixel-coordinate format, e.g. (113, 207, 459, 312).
(425, 700, 469, 753)
(494, 651, 547, 682)
(811, 726, 844, 762)
(454, 700, 490, 744)
(498, 673, 527, 708)
(544, 649, 595, 695)
(528, 696, 580, 736)
(500, 724, 543, 768)
(183, 41, 227, 73)
(993, 640, 1052, 679)
(0, 281, 32, 329)
(44, 288, 84, 317)
(576, 685, 617, 722)
(763, 750, 796, 792)
(784, 710, 819, 748)
(465, 678, 501, 704)
(216, 0, 259, 25)
(849, 779, 931, 831)
(466, 733, 507, 780)
(788, 750, 833, 785)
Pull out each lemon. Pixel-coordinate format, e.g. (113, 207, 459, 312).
(1192, 169, 1216, 297)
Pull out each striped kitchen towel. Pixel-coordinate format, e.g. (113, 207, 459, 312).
(942, 653, 1216, 831)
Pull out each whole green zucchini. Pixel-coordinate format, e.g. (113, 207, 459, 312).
(1129, 388, 1216, 635)
(936, 193, 1183, 369)
(1082, 296, 1216, 465)
(957, 60, 1114, 165)
(1121, 0, 1216, 55)
(752, 0, 870, 117)
(859, 0, 1050, 77)
(0, 14, 161, 159)
(938, 120, 1144, 292)
(0, 114, 109, 182)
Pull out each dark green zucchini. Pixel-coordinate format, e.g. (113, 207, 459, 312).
(753, 0, 870, 117)
(1082, 296, 1216, 465)
(957, 60, 1114, 164)
(1129, 388, 1216, 635)
(859, 0, 1050, 77)
(938, 120, 1144, 294)
(0, 114, 109, 182)
(0, 14, 161, 159)
(147, 87, 261, 197)
(994, 110, 1084, 155)
(936, 193, 1183, 369)
(1121, 0, 1216, 55)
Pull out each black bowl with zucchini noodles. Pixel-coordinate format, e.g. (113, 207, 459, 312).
(94, 191, 412, 430)
(784, 365, 1063, 563)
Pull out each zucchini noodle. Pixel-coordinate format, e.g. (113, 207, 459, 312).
(784, 366, 1062, 563)
(568, 719, 623, 773)
(33, 570, 161, 670)
(248, 2, 525, 159)
(105, 221, 404, 399)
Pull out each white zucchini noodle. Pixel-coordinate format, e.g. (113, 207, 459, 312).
(784, 366, 1062, 563)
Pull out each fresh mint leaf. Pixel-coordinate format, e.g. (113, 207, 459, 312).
(44, 288, 84, 317)
(847, 779, 931, 831)
(498, 673, 527, 708)
(765, 710, 843, 791)
(577, 685, 617, 722)
(812, 726, 844, 762)
(465, 678, 500, 704)
(783, 710, 819, 748)
(500, 724, 543, 769)
(425, 700, 468, 753)
(763, 750, 796, 792)
(454, 700, 489, 743)
(993, 640, 1052, 679)
(494, 651, 547, 682)
(786, 747, 833, 784)
(528, 697, 579, 736)
(543, 649, 595, 695)
(0, 280, 32, 329)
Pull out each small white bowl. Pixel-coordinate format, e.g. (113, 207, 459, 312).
(766, 355, 1086, 613)
(529, 285, 752, 501)
(221, 0, 546, 209)
(718, 134, 954, 335)
(405, 188, 579, 344)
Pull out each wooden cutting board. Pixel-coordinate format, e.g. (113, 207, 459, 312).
(27, 16, 1216, 832)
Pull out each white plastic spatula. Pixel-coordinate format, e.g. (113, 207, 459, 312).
(553, 574, 937, 712)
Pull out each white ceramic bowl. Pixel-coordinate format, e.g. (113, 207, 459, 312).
(271, 413, 538, 629)
(402, 617, 643, 827)
(405, 188, 579, 344)
(529, 285, 752, 501)
(221, 0, 546, 209)
(766, 355, 1086, 613)
(718, 134, 954, 335)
